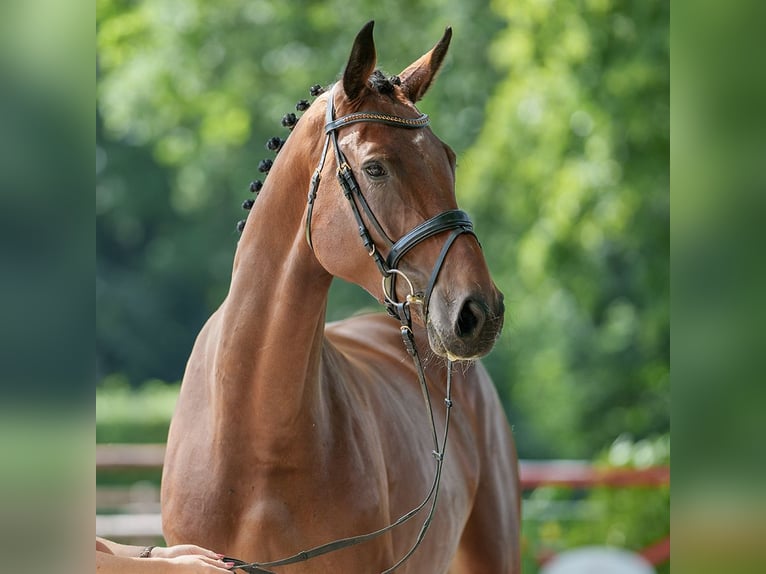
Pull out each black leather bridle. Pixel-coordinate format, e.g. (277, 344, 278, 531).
(306, 84, 476, 323)
(227, 84, 477, 573)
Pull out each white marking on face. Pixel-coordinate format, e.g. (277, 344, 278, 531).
(410, 130, 428, 151)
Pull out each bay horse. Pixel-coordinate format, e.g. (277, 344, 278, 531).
(161, 21, 520, 573)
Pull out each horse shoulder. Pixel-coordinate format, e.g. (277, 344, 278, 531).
(162, 309, 226, 545)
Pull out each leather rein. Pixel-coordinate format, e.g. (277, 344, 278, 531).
(227, 85, 477, 573)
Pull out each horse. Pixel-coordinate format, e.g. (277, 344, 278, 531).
(161, 21, 520, 573)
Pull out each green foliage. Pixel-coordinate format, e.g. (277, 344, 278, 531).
(461, 0, 669, 457)
(521, 435, 670, 573)
(96, 375, 179, 443)
(97, 0, 668, 461)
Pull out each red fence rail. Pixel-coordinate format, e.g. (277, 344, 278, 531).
(518, 459, 669, 489)
(96, 444, 670, 489)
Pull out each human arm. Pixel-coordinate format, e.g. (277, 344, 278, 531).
(96, 537, 233, 573)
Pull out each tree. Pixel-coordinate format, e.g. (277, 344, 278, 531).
(460, 0, 669, 457)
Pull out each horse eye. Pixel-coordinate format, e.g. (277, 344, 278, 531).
(364, 162, 387, 178)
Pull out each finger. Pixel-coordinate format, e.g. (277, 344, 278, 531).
(180, 544, 222, 559)
(206, 558, 236, 572)
(197, 555, 233, 568)
(195, 545, 225, 559)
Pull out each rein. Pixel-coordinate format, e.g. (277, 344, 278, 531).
(229, 84, 475, 573)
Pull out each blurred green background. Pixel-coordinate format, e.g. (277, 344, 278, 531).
(97, 0, 668, 460)
(97, 0, 668, 569)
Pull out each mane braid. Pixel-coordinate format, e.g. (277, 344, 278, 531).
(236, 82, 325, 235)
(368, 69, 398, 95)
(237, 70, 403, 235)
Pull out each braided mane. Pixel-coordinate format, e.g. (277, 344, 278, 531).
(236, 70, 404, 234)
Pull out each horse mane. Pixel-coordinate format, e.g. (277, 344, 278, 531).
(367, 69, 401, 96)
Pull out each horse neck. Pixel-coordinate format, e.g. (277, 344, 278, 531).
(214, 125, 333, 441)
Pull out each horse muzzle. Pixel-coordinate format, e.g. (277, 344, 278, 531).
(426, 287, 505, 361)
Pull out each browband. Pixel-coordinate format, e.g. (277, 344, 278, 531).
(325, 111, 430, 132)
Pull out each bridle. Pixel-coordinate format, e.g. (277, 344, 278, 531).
(227, 84, 478, 573)
(306, 83, 477, 323)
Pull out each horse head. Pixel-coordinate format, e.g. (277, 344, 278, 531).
(299, 21, 504, 361)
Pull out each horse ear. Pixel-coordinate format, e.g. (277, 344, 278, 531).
(343, 21, 377, 102)
(398, 27, 452, 103)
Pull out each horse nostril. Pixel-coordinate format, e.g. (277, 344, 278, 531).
(456, 299, 486, 340)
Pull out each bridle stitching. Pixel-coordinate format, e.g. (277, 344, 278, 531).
(326, 111, 431, 131)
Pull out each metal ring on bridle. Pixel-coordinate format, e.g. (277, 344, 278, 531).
(382, 268, 415, 306)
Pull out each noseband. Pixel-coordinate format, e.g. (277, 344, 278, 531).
(305, 84, 476, 321)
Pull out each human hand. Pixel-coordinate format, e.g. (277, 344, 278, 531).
(166, 553, 234, 572)
(153, 545, 233, 572)
(153, 544, 225, 561)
